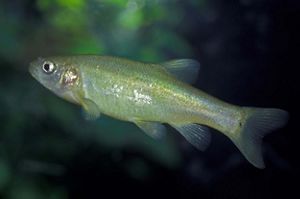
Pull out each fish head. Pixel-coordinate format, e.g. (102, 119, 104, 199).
(29, 57, 81, 104)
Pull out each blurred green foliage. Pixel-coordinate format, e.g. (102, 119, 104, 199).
(0, 0, 207, 198)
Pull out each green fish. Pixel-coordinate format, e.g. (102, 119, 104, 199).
(29, 55, 289, 168)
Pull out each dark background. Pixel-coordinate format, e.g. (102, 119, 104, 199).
(0, 0, 299, 198)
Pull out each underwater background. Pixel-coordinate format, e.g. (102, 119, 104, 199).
(0, 0, 299, 198)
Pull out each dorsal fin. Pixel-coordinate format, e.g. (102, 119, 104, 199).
(161, 59, 200, 84)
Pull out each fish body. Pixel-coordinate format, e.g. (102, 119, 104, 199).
(29, 55, 289, 168)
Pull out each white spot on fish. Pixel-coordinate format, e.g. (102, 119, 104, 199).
(104, 84, 124, 97)
(128, 89, 152, 105)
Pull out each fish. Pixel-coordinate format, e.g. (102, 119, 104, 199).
(29, 55, 289, 168)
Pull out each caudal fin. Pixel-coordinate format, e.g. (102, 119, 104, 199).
(230, 107, 289, 168)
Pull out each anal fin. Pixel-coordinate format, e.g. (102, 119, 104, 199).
(171, 123, 211, 151)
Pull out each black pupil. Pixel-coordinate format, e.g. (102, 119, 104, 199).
(44, 63, 50, 71)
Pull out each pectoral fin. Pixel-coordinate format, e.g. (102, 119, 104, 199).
(135, 121, 166, 139)
(171, 123, 211, 151)
(81, 98, 101, 120)
(161, 59, 200, 84)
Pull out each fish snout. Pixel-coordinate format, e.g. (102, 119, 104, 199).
(29, 62, 39, 79)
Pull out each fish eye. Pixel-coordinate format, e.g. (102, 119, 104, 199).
(42, 61, 55, 74)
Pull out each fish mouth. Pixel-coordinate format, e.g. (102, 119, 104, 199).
(29, 62, 38, 79)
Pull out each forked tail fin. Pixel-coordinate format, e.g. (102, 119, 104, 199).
(230, 107, 289, 168)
